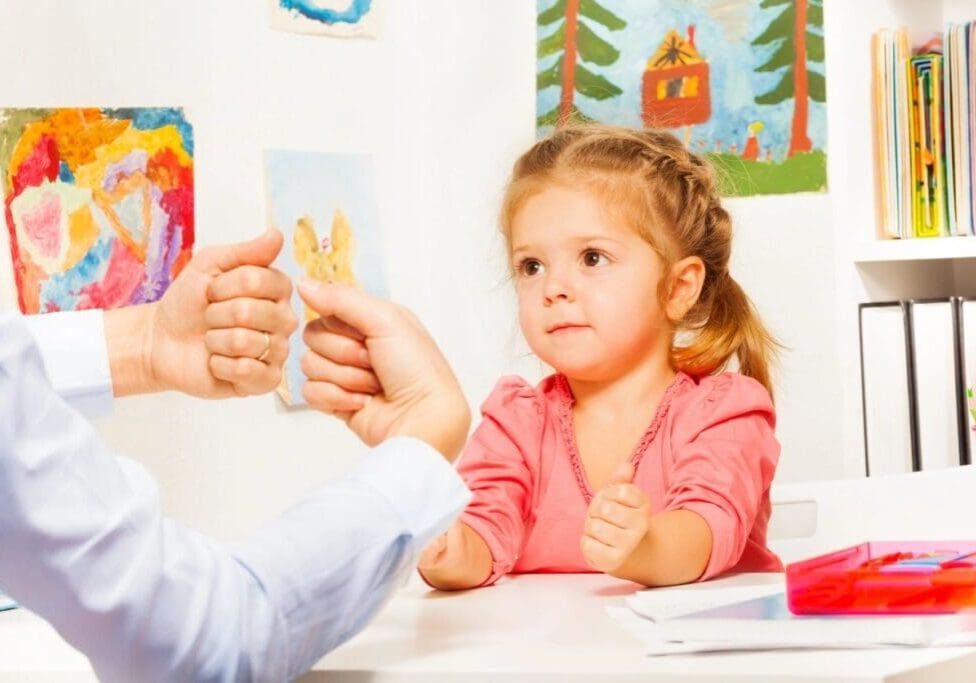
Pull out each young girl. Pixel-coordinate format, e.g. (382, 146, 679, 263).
(418, 124, 783, 590)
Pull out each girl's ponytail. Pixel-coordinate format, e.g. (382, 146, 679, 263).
(672, 273, 777, 399)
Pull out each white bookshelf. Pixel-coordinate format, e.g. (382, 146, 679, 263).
(843, 0, 976, 270)
(828, 0, 976, 480)
(853, 237, 976, 263)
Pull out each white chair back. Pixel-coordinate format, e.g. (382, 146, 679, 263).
(768, 465, 976, 565)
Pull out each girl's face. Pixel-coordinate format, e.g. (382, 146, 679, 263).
(510, 184, 673, 383)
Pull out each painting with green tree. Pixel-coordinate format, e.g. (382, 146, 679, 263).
(537, 0, 627, 127)
(536, 0, 828, 196)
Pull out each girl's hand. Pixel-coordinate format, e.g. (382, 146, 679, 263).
(418, 522, 466, 574)
(417, 522, 492, 591)
(581, 462, 651, 573)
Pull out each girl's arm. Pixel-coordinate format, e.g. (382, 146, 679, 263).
(419, 376, 540, 591)
(581, 463, 712, 586)
(585, 376, 779, 586)
(614, 510, 712, 585)
(418, 522, 493, 590)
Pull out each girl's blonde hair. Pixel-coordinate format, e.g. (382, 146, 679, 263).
(500, 124, 777, 397)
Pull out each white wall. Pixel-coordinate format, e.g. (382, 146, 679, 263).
(729, 193, 842, 482)
(0, 0, 850, 540)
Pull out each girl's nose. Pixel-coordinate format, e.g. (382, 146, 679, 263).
(543, 269, 574, 305)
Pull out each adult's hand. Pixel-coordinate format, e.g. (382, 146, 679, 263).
(105, 230, 298, 398)
(297, 279, 470, 461)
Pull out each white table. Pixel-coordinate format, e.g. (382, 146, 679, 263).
(3, 573, 976, 682)
(307, 573, 976, 683)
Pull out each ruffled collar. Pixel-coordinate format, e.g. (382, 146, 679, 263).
(553, 372, 693, 502)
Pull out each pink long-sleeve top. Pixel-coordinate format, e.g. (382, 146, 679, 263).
(457, 371, 783, 586)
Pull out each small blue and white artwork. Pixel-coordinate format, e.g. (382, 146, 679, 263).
(269, 0, 381, 38)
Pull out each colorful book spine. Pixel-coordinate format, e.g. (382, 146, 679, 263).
(872, 23, 975, 241)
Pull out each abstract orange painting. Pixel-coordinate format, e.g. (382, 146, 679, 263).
(0, 108, 194, 314)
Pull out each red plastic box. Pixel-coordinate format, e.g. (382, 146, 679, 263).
(786, 541, 976, 614)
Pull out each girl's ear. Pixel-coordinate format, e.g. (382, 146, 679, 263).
(665, 256, 705, 321)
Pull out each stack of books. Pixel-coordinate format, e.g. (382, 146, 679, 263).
(872, 22, 975, 240)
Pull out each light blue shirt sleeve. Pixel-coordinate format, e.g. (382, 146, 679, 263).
(0, 312, 471, 682)
(21, 309, 114, 418)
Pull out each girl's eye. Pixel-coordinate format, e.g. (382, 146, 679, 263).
(517, 259, 544, 277)
(582, 250, 608, 267)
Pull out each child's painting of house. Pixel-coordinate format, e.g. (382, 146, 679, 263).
(265, 150, 385, 405)
(0, 107, 194, 314)
(536, 0, 827, 196)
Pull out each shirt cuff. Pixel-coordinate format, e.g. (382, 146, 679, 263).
(22, 310, 114, 419)
(347, 437, 472, 544)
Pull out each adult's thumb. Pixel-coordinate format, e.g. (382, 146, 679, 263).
(207, 229, 284, 273)
(297, 278, 387, 341)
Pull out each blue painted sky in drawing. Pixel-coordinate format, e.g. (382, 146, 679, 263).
(537, 0, 827, 160)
